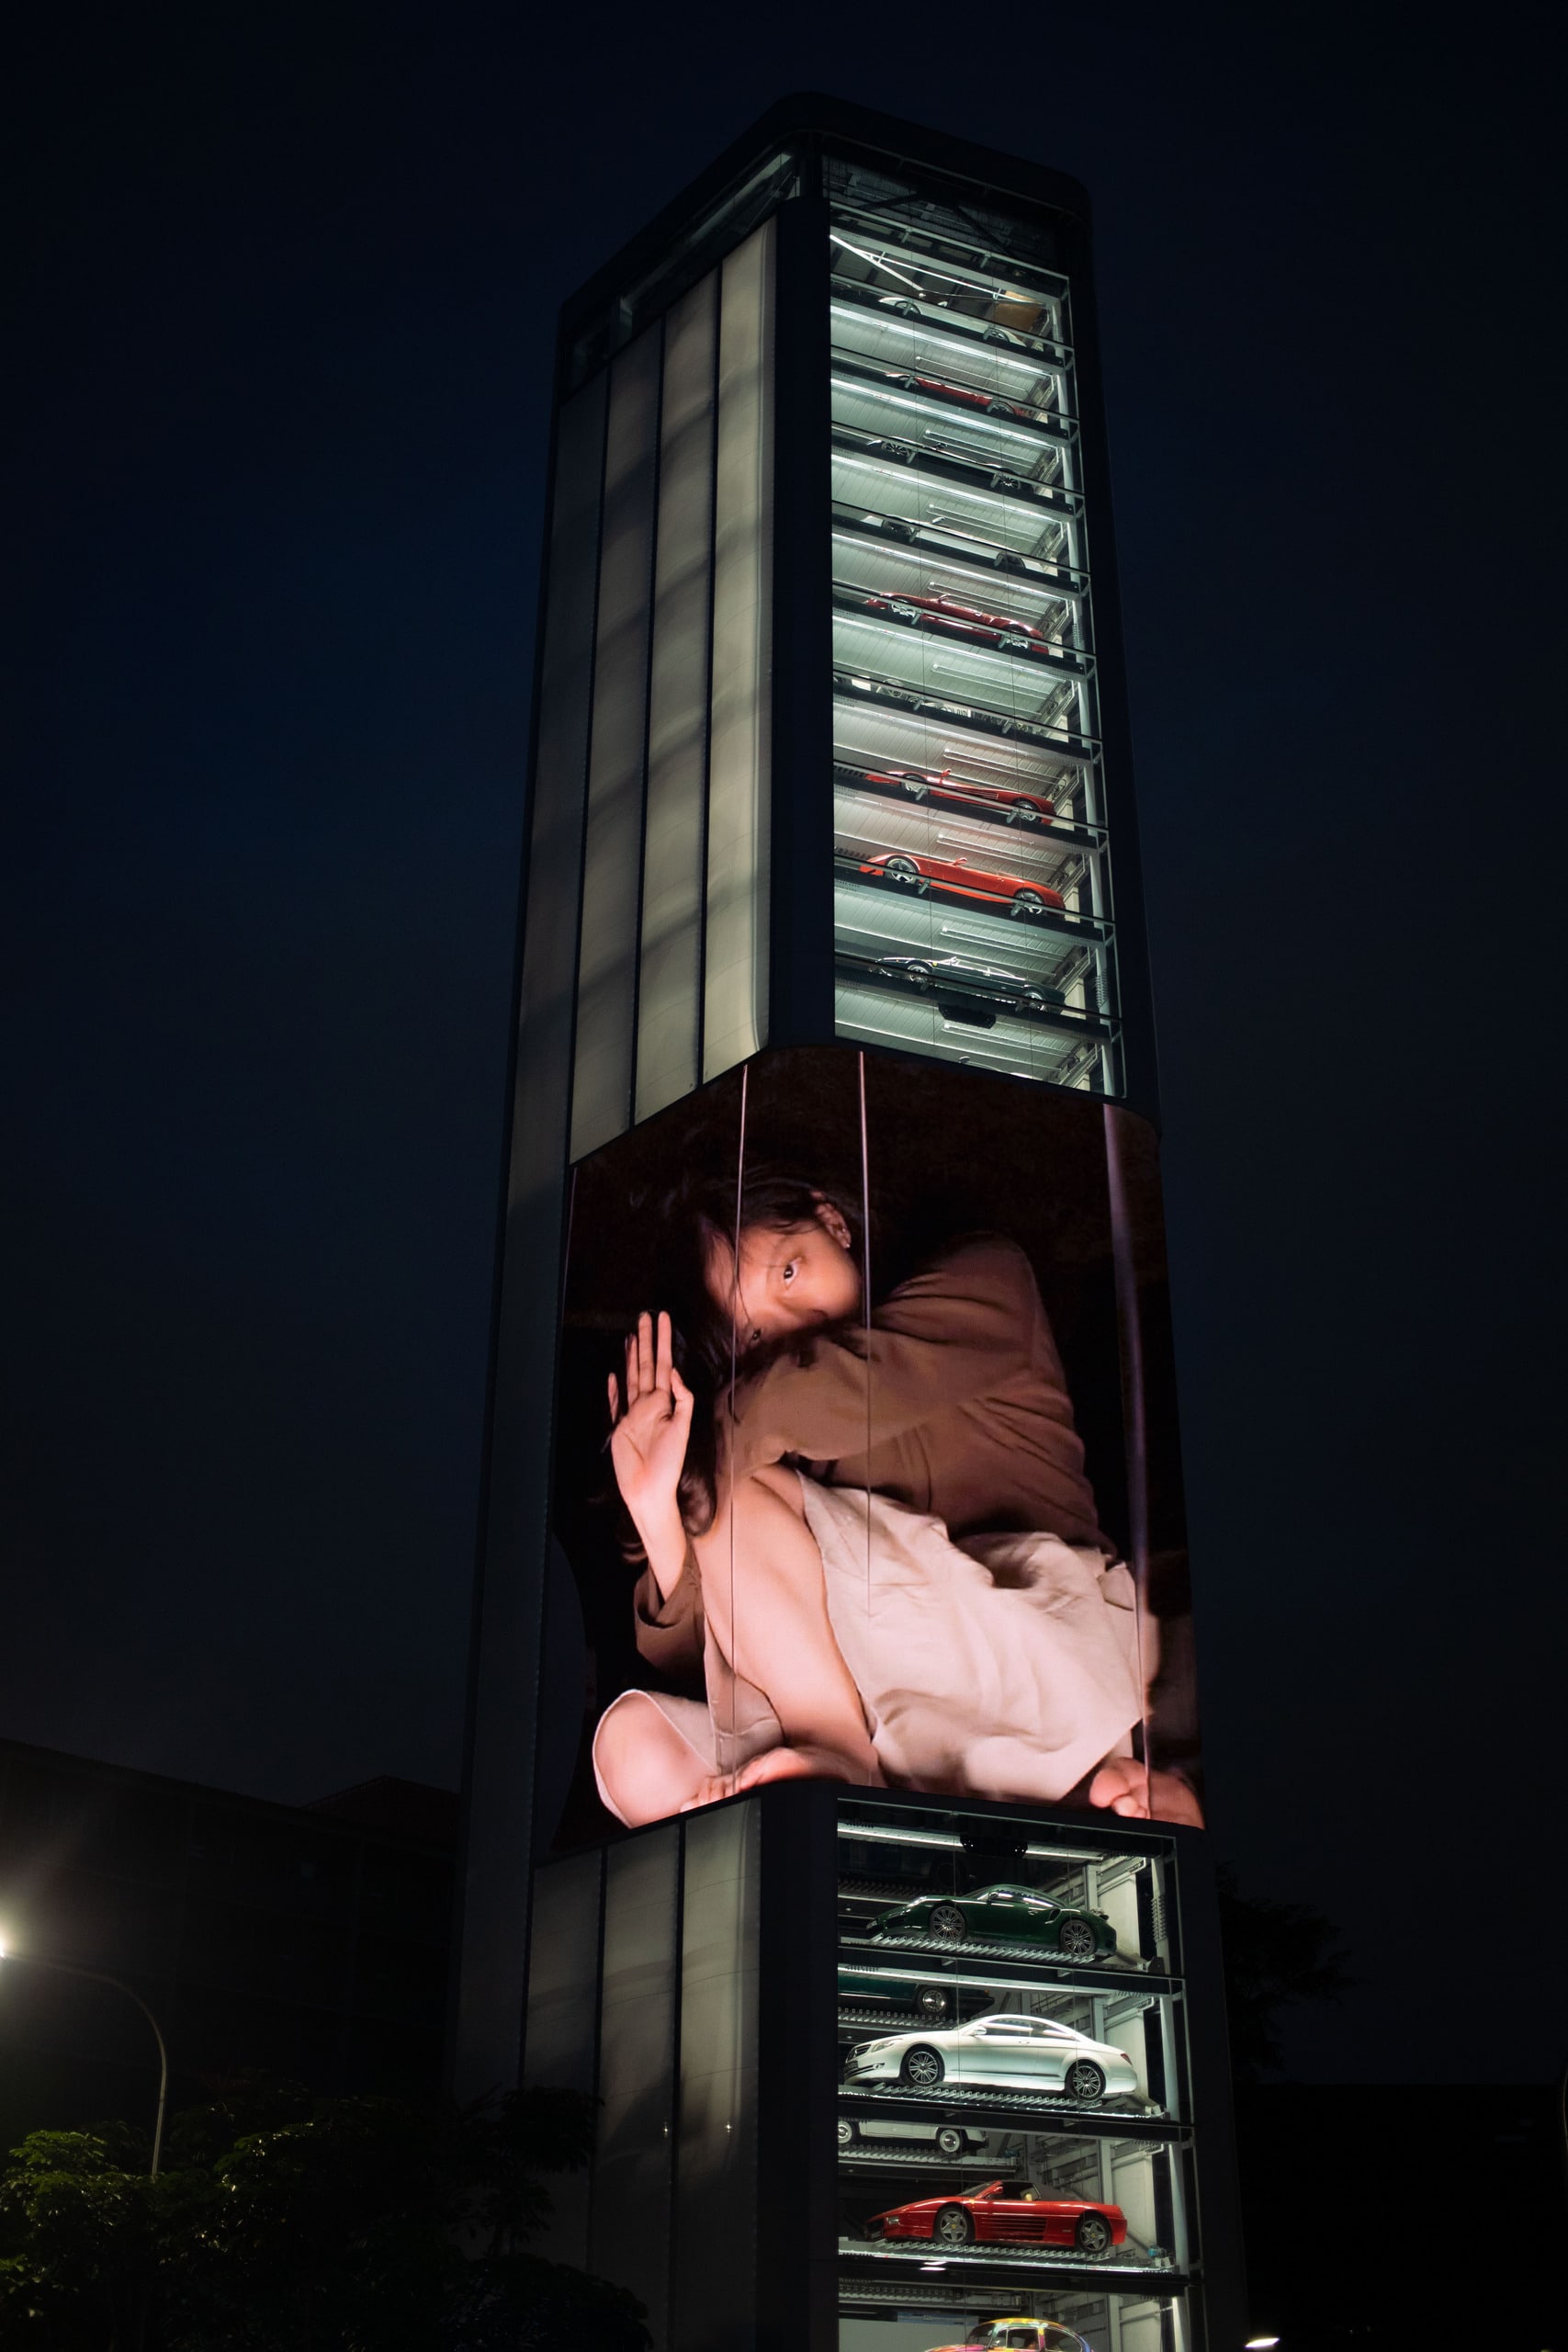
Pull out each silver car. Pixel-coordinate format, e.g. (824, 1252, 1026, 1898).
(843, 2013, 1138, 2102)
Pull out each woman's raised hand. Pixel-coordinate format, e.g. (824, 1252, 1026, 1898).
(607, 1310, 694, 1539)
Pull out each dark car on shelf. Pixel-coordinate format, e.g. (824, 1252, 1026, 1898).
(857, 851, 1063, 919)
(872, 1883, 1119, 1962)
(868, 955, 1065, 1012)
(856, 763, 1056, 827)
(839, 1968, 987, 2020)
(860, 588, 1052, 652)
(864, 2178, 1126, 2255)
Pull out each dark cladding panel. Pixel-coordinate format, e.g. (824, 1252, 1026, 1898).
(452, 369, 604, 2106)
(673, 1802, 761, 2352)
(702, 220, 775, 1080)
(588, 1826, 679, 2341)
(521, 1847, 604, 2267)
(636, 273, 717, 1123)
(571, 326, 662, 1160)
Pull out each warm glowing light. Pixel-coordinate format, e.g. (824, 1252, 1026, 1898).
(1246, 2337, 1280, 2346)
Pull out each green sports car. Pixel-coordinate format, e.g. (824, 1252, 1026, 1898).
(871, 1883, 1119, 1962)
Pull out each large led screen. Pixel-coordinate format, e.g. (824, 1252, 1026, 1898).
(542, 1046, 1201, 1849)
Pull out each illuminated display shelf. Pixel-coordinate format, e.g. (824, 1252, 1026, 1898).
(829, 193, 1122, 1097)
(841, 2278, 1180, 2325)
(839, 2243, 1185, 2285)
(838, 2099, 1182, 2148)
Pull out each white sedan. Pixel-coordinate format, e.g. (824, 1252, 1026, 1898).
(842, 2013, 1139, 2102)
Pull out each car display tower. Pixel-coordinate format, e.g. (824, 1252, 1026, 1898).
(454, 95, 1245, 2352)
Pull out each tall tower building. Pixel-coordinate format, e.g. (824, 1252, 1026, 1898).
(455, 96, 1244, 2352)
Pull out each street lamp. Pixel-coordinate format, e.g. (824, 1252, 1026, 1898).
(0, 1938, 169, 2178)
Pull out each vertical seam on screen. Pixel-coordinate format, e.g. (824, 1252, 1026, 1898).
(729, 1058, 748, 1766)
(666, 1819, 685, 2347)
(1103, 1102, 1153, 1817)
(858, 1051, 872, 1626)
(695, 266, 721, 1087)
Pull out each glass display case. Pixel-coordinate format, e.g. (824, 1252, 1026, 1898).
(836, 1797, 1192, 2352)
(828, 193, 1120, 1097)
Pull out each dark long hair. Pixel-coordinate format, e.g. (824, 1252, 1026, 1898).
(633, 1159, 867, 1543)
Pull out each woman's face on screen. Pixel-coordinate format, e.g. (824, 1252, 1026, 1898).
(704, 1199, 862, 1348)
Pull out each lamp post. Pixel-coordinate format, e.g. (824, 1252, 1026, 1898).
(0, 1940, 169, 2178)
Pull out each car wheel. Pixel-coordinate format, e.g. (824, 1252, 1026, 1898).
(837, 2118, 858, 2147)
(916, 1984, 951, 2018)
(884, 519, 917, 541)
(1057, 1918, 1097, 1961)
(1065, 2060, 1106, 2103)
(998, 633, 1031, 651)
(1005, 802, 1043, 826)
(897, 373, 919, 390)
(992, 551, 1024, 571)
(930, 1903, 967, 1939)
(1021, 989, 1045, 1010)
(894, 300, 922, 318)
(986, 398, 1015, 416)
(935, 2125, 966, 2156)
(991, 472, 1020, 492)
(900, 777, 930, 801)
(883, 856, 921, 890)
(901, 2044, 946, 2088)
(1075, 2211, 1113, 2258)
(901, 963, 934, 991)
(983, 325, 1012, 345)
(1010, 889, 1044, 920)
(933, 2203, 976, 2247)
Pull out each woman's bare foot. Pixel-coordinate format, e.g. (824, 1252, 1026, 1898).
(1089, 1757, 1204, 1826)
(733, 1742, 881, 1792)
(680, 1742, 882, 1811)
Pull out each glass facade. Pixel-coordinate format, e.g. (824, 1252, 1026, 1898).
(835, 1795, 1190, 2352)
(827, 175, 1121, 1096)
(564, 221, 775, 1164)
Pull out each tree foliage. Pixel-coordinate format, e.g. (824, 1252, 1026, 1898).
(1216, 1865, 1357, 2079)
(0, 2083, 649, 2351)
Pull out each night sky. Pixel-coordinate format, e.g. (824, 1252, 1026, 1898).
(9, 2, 1566, 2082)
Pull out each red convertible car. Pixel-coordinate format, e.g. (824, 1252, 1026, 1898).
(858, 849, 1063, 918)
(862, 589, 1049, 651)
(865, 2179, 1125, 2256)
(861, 764, 1056, 828)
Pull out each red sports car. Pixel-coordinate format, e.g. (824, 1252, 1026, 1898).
(861, 765, 1055, 827)
(866, 2178, 1125, 2256)
(863, 589, 1048, 651)
(857, 849, 1063, 918)
(887, 369, 1037, 424)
